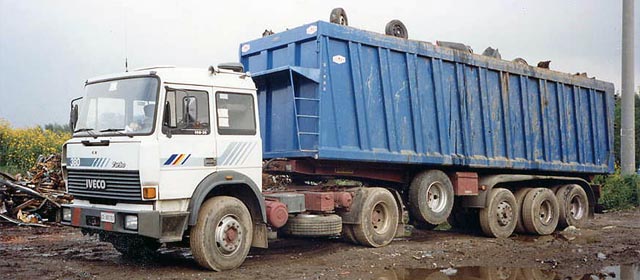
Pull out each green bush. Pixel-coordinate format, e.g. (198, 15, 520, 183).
(0, 119, 71, 173)
(594, 172, 640, 210)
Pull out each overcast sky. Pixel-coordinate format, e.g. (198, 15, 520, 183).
(0, 0, 638, 127)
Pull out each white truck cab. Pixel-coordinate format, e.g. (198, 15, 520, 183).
(61, 65, 268, 271)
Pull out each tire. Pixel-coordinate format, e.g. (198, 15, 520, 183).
(556, 184, 589, 228)
(479, 188, 517, 238)
(513, 188, 533, 234)
(522, 188, 559, 235)
(385, 20, 408, 39)
(107, 235, 160, 259)
(513, 57, 528, 65)
(342, 224, 359, 244)
(409, 170, 454, 228)
(353, 188, 399, 247)
(190, 196, 253, 271)
(282, 214, 342, 237)
(329, 8, 348, 26)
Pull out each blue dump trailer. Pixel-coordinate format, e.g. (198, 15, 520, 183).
(241, 19, 614, 239)
(241, 21, 614, 175)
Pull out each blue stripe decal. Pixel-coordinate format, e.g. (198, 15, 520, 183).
(164, 154, 177, 165)
(182, 154, 191, 165)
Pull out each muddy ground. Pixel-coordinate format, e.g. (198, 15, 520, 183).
(1, 209, 639, 280)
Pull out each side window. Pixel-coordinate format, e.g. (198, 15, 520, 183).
(162, 89, 210, 135)
(216, 92, 256, 135)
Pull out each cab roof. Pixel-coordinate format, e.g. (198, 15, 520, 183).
(86, 66, 256, 90)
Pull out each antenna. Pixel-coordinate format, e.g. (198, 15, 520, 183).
(121, 0, 129, 72)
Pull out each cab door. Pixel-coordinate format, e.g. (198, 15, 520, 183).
(158, 84, 216, 199)
(213, 90, 262, 184)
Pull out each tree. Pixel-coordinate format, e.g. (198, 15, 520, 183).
(43, 123, 71, 133)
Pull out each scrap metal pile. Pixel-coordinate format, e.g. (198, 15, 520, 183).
(0, 154, 72, 227)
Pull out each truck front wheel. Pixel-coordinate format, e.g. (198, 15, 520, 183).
(190, 196, 253, 271)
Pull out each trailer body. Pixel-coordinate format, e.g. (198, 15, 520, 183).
(240, 21, 615, 175)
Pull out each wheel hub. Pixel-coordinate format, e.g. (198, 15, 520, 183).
(539, 200, 553, 225)
(426, 182, 448, 213)
(496, 201, 513, 227)
(215, 215, 243, 255)
(339, 16, 347, 25)
(371, 202, 390, 234)
(569, 195, 584, 220)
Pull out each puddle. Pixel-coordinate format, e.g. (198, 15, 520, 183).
(372, 264, 640, 280)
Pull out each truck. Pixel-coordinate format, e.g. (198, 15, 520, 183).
(60, 9, 614, 271)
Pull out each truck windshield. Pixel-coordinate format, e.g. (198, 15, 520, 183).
(74, 77, 159, 137)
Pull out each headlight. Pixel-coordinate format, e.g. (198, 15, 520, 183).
(62, 207, 72, 221)
(124, 215, 138, 230)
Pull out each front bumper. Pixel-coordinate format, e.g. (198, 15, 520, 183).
(61, 204, 189, 243)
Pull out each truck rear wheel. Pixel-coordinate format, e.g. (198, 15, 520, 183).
(352, 188, 399, 247)
(409, 170, 454, 229)
(522, 188, 559, 235)
(190, 196, 253, 271)
(342, 224, 359, 244)
(556, 184, 588, 228)
(513, 187, 533, 234)
(479, 188, 517, 238)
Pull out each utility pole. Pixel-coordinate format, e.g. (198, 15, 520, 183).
(621, 0, 635, 174)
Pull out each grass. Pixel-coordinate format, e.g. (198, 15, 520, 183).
(0, 165, 22, 176)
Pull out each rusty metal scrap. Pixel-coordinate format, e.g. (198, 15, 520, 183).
(0, 154, 72, 227)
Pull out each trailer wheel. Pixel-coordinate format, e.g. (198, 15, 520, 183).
(479, 188, 517, 238)
(522, 188, 559, 235)
(353, 188, 399, 247)
(329, 8, 348, 26)
(190, 196, 253, 271)
(282, 214, 342, 237)
(409, 170, 454, 228)
(556, 184, 588, 228)
(385, 20, 408, 39)
(342, 224, 359, 244)
(513, 188, 533, 234)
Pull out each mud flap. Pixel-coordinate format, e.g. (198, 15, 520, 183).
(252, 222, 268, 248)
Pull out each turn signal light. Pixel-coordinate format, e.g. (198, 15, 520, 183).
(143, 187, 157, 199)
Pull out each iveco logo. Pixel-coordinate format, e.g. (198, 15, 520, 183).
(85, 179, 106, 190)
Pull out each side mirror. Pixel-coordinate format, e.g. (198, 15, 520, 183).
(162, 101, 172, 137)
(69, 97, 82, 131)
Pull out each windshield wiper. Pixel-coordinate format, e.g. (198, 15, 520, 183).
(73, 128, 97, 138)
(99, 128, 133, 138)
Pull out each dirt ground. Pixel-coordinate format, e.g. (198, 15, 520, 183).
(1, 209, 639, 280)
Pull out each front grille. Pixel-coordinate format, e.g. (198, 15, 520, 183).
(67, 169, 142, 201)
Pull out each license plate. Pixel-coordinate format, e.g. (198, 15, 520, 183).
(100, 212, 115, 223)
